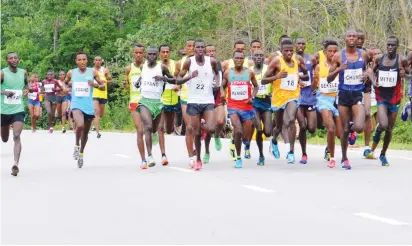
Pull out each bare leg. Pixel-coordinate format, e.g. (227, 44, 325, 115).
(131, 111, 145, 161)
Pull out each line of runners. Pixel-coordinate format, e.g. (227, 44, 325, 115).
(2, 29, 412, 176)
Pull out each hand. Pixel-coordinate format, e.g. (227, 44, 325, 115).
(278, 70, 288, 79)
(246, 98, 253, 104)
(190, 70, 199, 79)
(299, 81, 306, 88)
(4, 91, 15, 98)
(400, 69, 405, 79)
(312, 89, 317, 95)
(361, 72, 367, 82)
(153, 75, 165, 81)
(172, 85, 180, 92)
(220, 90, 226, 102)
(88, 80, 95, 87)
(338, 61, 348, 72)
(23, 90, 29, 97)
(28, 88, 34, 93)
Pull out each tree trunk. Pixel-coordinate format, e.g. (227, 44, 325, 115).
(260, 0, 265, 48)
(53, 16, 59, 52)
(398, 0, 412, 50)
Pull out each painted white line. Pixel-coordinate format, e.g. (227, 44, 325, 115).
(353, 213, 409, 226)
(167, 166, 194, 173)
(242, 185, 275, 193)
(114, 154, 132, 159)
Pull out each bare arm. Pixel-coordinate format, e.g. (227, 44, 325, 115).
(124, 66, 131, 88)
(261, 58, 283, 84)
(0, 71, 3, 84)
(221, 60, 229, 72)
(211, 57, 220, 87)
(220, 70, 229, 102)
(65, 70, 73, 87)
(327, 52, 343, 82)
(176, 58, 195, 85)
(297, 55, 309, 81)
(249, 70, 259, 99)
(105, 68, 113, 84)
(311, 65, 320, 92)
(369, 54, 381, 87)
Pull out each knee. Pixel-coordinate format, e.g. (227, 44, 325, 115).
(186, 125, 194, 135)
(308, 124, 316, 134)
(206, 125, 215, 135)
(145, 124, 153, 133)
(325, 124, 336, 133)
(76, 123, 84, 131)
(13, 132, 21, 142)
(263, 128, 271, 137)
(353, 123, 364, 134)
(234, 127, 243, 137)
(216, 118, 225, 128)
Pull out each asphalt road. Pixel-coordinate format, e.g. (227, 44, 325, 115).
(1, 130, 412, 244)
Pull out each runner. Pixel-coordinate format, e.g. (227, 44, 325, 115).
(202, 44, 224, 164)
(27, 73, 42, 132)
(92, 56, 112, 138)
(251, 50, 272, 165)
(222, 40, 254, 71)
(249, 40, 263, 59)
(159, 44, 178, 165)
(267, 35, 292, 64)
(138, 47, 175, 169)
(295, 37, 317, 164)
(1, 52, 28, 176)
(369, 36, 409, 166)
(175, 39, 196, 163)
(262, 39, 309, 164)
(327, 29, 368, 170)
(42, 70, 63, 133)
(65, 51, 105, 168)
(222, 50, 258, 168)
(176, 40, 220, 170)
(312, 40, 341, 168)
(56, 70, 67, 132)
(125, 44, 146, 168)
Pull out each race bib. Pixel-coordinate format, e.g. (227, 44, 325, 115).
(319, 78, 338, 94)
(190, 78, 208, 95)
(73, 82, 90, 97)
(44, 84, 54, 93)
(299, 72, 311, 87)
(280, 74, 298, 91)
(378, 70, 397, 87)
(230, 85, 248, 100)
(131, 75, 141, 92)
(4, 90, 22, 105)
(28, 92, 38, 100)
(257, 83, 269, 96)
(344, 68, 363, 85)
(142, 79, 161, 93)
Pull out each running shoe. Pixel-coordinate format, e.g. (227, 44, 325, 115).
(257, 157, 265, 166)
(152, 132, 159, 145)
(49, 127, 54, 134)
(188, 158, 195, 168)
(97, 133, 102, 139)
(148, 155, 156, 167)
(235, 158, 243, 168)
(341, 159, 352, 170)
(203, 153, 210, 164)
(140, 160, 148, 169)
(327, 159, 336, 168)
(379, 155, 389, 166)
(11, 165, 19, 176)
(244, 145, 251, 159)
(324, 147, 330, 161)
(73, 146, 80, 160)
(300, 154, 308, 164)
(363, 149, 376, 159)
(77, 154, 84, 168)
(194, 160, 202, 171)
(62, 128, 66, 133)
(161, 156, 169, 166)
(286, 152, 295, 164)
(214, 137, 222, 151)
(348, 122, 357, 145)
(271, 138, 280, 159)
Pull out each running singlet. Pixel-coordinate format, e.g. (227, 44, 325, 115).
(271, 55, 300, 108)
(252, 64, 271, 98)
(180, 56, 190, 101)
(318, 60, 338, 96)
(227, 68, 252, 111)
(374, 54, 402, 105)
(140, 62, 164, 100)
(187, 56, 214, 104)
(338, 48, 365, 92)
(38, 81, 44, 102)
(161, 60, 179, 105)
(70, 68, 94, 115)
(43, 79, 58, 95)
(128, 63, 142, 104)
(92, 67, 108, 99)
(28, 82, 40, 101)
(318, 50, 326, 64)
(1, 67, 25, 114)
(299, 53, 316, 106)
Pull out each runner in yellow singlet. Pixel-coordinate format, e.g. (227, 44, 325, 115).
(267, 35, 292, 64)
(125, 44, 146, 165)
(92, 56, 112, 138)
(262, 39, 309, 164)
(222, 40, 254, 71)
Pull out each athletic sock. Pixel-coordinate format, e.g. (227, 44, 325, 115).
(162, 153, 166, 157)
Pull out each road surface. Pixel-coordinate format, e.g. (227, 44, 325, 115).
(1, 130, 412, 244)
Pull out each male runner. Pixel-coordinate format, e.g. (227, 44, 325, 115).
(327, 29, 368, 170)
(221, 50, 258, 168)
(43, 70, 63, 133)
(262, 39, 309, 164)
(92, 56, 112, 138)
(369, 36, 409, 166)
(65, 51, 105, 168)
(125, 44, 146, 167)
(176, 40, 220, 170)
(222, 40, 254, 71)
(159, 44, 178, 165)
(1, 52, 28, 176)
(295, 37, 317, 164)
(249, 40, 263, 59)
(312, 40, 341, 168)
(267, 35, 292, 64)
(251, 50, 272, 165)
(174, 47, 187, 134)
(138, 47, 175, 169)
(202, 44, 224, 164)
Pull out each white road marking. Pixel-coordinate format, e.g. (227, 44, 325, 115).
(167, 166, 194, 173)
(353, 213, 409, 226)
(114, 154, 132, 159)
(242, 185, 275, 193)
